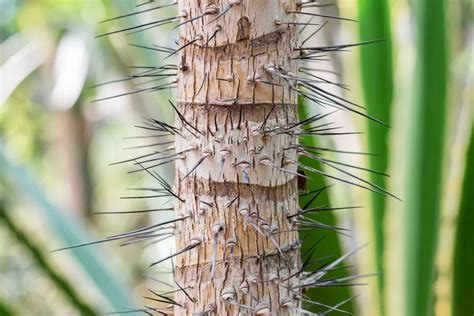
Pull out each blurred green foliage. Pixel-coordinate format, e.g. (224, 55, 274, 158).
(299, 99, 354, 314)
(357, 1, 393, 314)
(452, 126, 474, 316)
(0, 0, 152, 314)
(401, 1, 448, 315)
(0, 203, 97, 315)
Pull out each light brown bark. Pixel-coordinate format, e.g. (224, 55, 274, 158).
(174, 1, 301, 314)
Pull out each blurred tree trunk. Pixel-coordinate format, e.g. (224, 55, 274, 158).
(47, 105, 92, 218)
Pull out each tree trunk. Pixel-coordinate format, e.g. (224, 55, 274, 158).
(174, 0, 301, 314)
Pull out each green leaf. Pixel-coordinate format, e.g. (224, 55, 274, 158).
(452, 126, 474, 316)
(0, 141, 139, 315)
(401, 2, 448, 315)
(0, 299, 16, 316)
(299, 99, 354, 314)
(357, 1, 394, 314)
(0, 203, 98, 315)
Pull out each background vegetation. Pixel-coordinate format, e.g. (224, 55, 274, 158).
(0, 0, 472, 315)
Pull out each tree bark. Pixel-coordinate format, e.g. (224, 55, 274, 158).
(174, 1, 301, 314)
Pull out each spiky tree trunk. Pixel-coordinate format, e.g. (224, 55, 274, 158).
(174, 0, 301, 314)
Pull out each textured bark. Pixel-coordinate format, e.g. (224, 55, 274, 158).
(174, 1, 301, 314)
